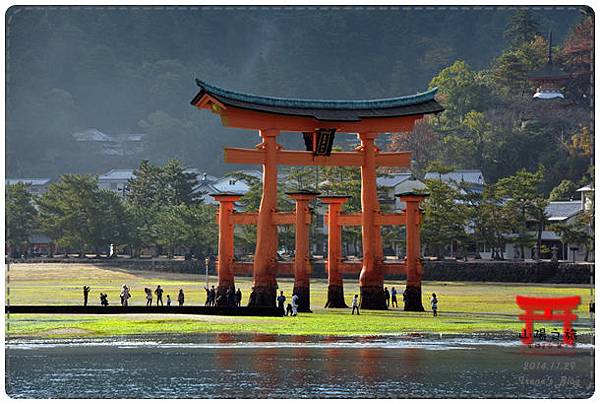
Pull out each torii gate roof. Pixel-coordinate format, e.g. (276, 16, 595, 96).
(191, 80, 444, 123)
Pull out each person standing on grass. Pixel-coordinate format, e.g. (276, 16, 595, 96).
(277, 291, 286, 315)
(226, 286, 234, 306)
(391, 287, 398, 308)
(145, 288, 153, 306)
(351, 294, 360, 315)
(236, 288, 242, 307)
(120, 284, 131, 307)
(83, 286, 90, 306)
(203, 286, 210, 306)
(384, 287, 390, 308)
(431, 293, 438, 317)
(166, 294, 172, 307)
(155, 285, 164, 306)
(209, 285, 216, 306)
(178, 289, 185, 307)
(291, 294, 299, 316)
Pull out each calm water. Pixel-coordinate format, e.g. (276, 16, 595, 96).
(5, 333, 595, 398)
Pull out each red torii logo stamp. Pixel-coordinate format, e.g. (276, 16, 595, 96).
(516, 296, 581, 346)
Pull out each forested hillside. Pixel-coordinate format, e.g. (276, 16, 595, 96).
(6, 6, 589, 188)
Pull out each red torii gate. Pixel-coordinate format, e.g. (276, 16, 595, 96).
(191, 80, 443, 310)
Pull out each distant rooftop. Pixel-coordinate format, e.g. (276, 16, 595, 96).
(98, 169, 135, 181)
(546, 201, 582, 221)
(376, 173, 413, 188)
(576, 183, 593, 192)
(424, 169, 485, 186)
(6, 178, 52, 186)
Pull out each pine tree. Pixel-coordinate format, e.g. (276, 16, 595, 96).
(5, 183, 38, 258)
(504, 10, 540, 48)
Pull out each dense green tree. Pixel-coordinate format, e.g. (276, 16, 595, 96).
(549, 179, 578, 201)
(124, 204, 158, 257)
(429, 61, 490, 127)
(127, 160, 161, 207)
(87, 190, 129, 256)
(420, 179, 469, 258)
(5, 184, 38, 258)
(37, 174, 126, 256)
(156, 159, 200, 206)
(503, 10, 540, 48)
(153, 205, 190, 258)
(152, 203, 216, 259)
(495, 166, 548, 259)
(559, 15, 593, 101)
(551, 214, 593, 261)
(492, 35, 548, 96)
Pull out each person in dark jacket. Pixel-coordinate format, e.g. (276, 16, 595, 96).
(83, 286, 90, 306)
(384, 287, 390, 308)
(235, 288, 242, 307)
(177, 289, 185, 307)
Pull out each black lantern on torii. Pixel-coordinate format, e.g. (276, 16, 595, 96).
(528, 32, 570, 100)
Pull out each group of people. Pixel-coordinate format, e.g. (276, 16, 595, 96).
(276, 291, 299, 316)
(84, 283, 439, 315)
(204, 285, 242, 307)
(143, 285, 185, 307)
(350, 287, 439, 317)
(82, 285, 185, 307)
(383, 287, 401, 308)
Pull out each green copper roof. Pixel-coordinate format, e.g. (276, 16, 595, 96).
(194, 80, 439, 110)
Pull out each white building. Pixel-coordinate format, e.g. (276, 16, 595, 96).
(377, 172, 427, 211)
(195, 170, 262, 205)
(73, 129, 146, 156)
(97, 169, 135, 195)
(503, 185, 594, 262)
(424, 169, 485, 193)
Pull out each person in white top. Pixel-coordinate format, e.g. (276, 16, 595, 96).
(351, 294, 360, 315)
(120, 284, 131, 307)
(291, 294, 299, 316)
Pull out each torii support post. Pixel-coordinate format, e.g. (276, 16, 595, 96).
(249, 129, 281, 307)
(287, 191, 320, 312)
(397, 191, 429, 312)
(211, 193, 243, 306)
(357, 132, 386, 310)
(321, 196, 350, 308)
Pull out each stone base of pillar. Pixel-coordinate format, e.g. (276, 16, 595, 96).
(403, 285, 425, 312)
(325, 285, 348, 308)
(248, 285, 277, 307)
(292, 285, 312, 312)
(359, 286, 387, 310)
(216, 285, 236, 307)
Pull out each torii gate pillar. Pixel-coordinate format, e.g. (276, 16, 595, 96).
(212, 193, 243, 306)
(398, 191, 428, 311)
(287, 191, 320, 312)
(358, 132, 386, 309)
(321, 196, 350, 308)
(249, 129, 280, 307)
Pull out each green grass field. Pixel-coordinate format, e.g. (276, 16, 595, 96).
(5, 263, 595, 339)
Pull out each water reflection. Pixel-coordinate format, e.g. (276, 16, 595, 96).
(5, 333, 594, 399)
(215, 333, 234, 371)
(253, 334, 279, 391)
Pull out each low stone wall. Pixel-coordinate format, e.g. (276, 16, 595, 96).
(421, 260, 593, 284)
(8, 258, 594, 284)
(7, 258, 212, 274)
